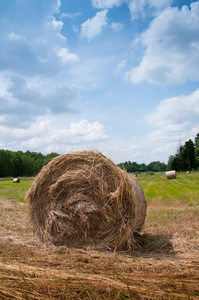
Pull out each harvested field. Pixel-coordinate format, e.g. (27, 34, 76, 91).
(0, 172, 199, 299)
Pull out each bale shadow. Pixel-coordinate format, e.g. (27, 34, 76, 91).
(129, 232, 176, 259)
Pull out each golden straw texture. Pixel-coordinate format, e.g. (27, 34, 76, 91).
(26, 151, 147, 251)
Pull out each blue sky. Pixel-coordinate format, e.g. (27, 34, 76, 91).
(0, 0, 199, 164)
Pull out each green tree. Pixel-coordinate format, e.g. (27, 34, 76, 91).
(13, 152, 24, 177)
(182, 139, 195, 171)
(194, 133, 199, 148)
(166, 155, 175, 171)
(0, 150, 7, 177)
(194, 133, 199, 169)
(0, 149, 60, 177)
(22, 154, 34, 176)
(43, 152, 59, 166)
(148, 161, 166, 172)
(175, 144, 184, 171)
(117, 160, 166, 173)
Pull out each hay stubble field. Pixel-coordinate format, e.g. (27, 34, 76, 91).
(0, 172, 199, 299)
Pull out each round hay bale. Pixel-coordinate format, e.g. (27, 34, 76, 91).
(26, 151, 147, 251)
(166, 170, 176, 179)
(13, 178, 20, 183)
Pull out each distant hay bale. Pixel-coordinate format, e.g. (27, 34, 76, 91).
(26, 151, 147, 251)
(13, 178, 20, 183)
(166, 170, 176, 179)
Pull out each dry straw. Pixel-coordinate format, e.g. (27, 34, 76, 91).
(26, 150, 147, 251)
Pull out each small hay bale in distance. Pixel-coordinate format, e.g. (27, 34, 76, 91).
(166, 170, 176, 179)
(13, 178, 20, 183)
(26, 150, 147, 251)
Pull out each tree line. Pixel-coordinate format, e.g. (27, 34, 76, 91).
(0, 133, 199, 177)
(118, 133, 199, 173)
(0, 150, 59, 177)
(167, 133, 199, 171)
(117, 160, 167, 173)
(1, 149, 167, 177)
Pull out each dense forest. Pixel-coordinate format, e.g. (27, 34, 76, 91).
(0, 149, 168, 177)
(0, 150, 59, 177)
(117, 161, 167, 173)
(0, 133, 199, 177)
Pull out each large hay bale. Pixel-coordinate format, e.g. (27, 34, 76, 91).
(26, 151, 147, 251)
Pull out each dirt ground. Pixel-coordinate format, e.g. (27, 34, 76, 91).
(0, 197, 199, 299)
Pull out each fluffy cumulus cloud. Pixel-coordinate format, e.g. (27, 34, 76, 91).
(129, 2, 199, 85)
(57, 48, 79, 64)
(146, 89, 199, 154)
(1, 0, 199, 164)
(51, 119, 109, 143)
(128, 0, 173, 20)
(0, 119, 109, 153)
(0, 0, 80, 134)
(92, 0, 123, 9)
(80, 10, 108, 40)
(91, 0, 172, 18)
(6, 33, 25, 41)
(116, 88, 199, 163)
(111, 22, 123, 32)
(0, 75, 78, 127)
(0, 0, 78, 77)
(121, 140, 144, 160)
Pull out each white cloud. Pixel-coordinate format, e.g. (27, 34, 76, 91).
(121, 142, 143, 159)
(111, 137, 148, 163)
(147, 90, 199, 128)
(60, 12, 81, 19)
(146, 88, 199, 154)
(91, 0, 172, 17)
(0, 75, 10, 97)
(116, 88, 199, 163)
(51, 17, 63, 31)
(53, 0, 61, 13)
(48, 17, 67, 42)
(0, 1, 77, 77)
(57, 47, 79, 63)
(80, 10, 108, 41)
(114, 60, 127, 75)
(149, 0, 173, 9)
(92, 0, 123, 9)
(129, 2, 199, 85)
(91, 0, 172, 16)
(6, 33, 25, 41)
(72, 25, 79, 33)
(128, 0, 147, 20)
(0, 119, 109, 153)
(111, 22, 123, 32)
(0, 74, 79, 126)
(0, 119, 53, 149)
(52, 119, 108, 143)
(128, 0, 173, 20)
(129, 144, 142, 150)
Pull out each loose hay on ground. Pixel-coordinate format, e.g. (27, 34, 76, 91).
(26, 150, 147, 251)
